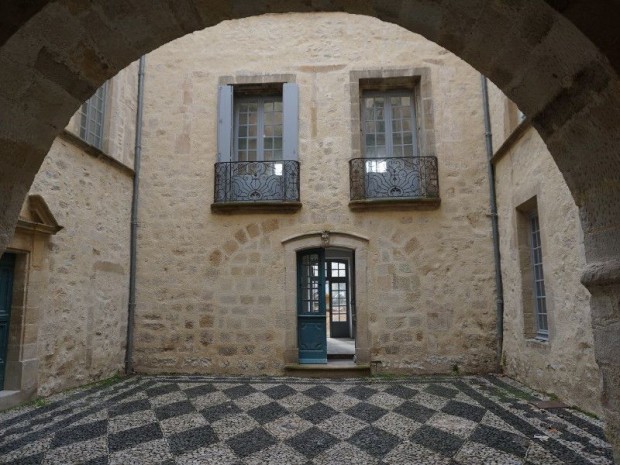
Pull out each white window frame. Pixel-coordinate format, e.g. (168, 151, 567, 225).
(361, 89, 419, 160)
(233, 94, 283, 164)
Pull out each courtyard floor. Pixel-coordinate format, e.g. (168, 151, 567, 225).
(0, 375, 614, 465)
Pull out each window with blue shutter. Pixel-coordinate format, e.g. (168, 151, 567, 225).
(217, 83, 298, 163)
(213, 82, 301, 209)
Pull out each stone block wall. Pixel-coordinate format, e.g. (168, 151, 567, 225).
(3, 63, 137, 397)
(13, 138, 134, 396)
(494, 126, 603, 415)
(134, 13, 498, 375)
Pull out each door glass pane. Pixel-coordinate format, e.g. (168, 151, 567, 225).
(331, 282, 347, 322)
(300, 254, 320, 314)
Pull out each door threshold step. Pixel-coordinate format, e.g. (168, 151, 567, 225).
(327, 354, 355, 360)
(284, 363, 371, 378)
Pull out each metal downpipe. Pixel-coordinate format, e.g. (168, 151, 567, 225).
(125, 56, 146, 374)
(480, 75, 505, 369)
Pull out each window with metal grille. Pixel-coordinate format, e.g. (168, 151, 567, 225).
(79, 82, 107, 149)
(529, 212, 548, 339)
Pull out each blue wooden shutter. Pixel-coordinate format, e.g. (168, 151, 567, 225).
(282, 83, 299, 160)
(217, 85, 233, 162)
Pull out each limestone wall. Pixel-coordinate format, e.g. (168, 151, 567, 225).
(135, 13, 498, 375)
(23, 138, 133, 396)
(3, 62, 137, 398)
(486, 80, 523, 149)
(494, 126, 602, 414)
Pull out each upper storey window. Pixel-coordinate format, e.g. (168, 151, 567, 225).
(213, 82, 300, 210)
(362, 91, 418, 161)
(79, 82, 107, 150)
(349, 74, 439, 208)
(217, 83, 298, 163)
(234, 95, 283, 167)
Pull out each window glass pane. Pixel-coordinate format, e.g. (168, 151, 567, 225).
(529, 212, 548, 338)
(79, 82, 107, 149)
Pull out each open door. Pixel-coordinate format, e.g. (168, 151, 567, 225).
(327, 259, 350, 338)
(297, 249, 327, 364)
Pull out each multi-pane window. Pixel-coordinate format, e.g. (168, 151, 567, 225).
(234, 96, 283, 163)
(362, 91, 418, 161)
(79, 82, 107, 149)
(328, 261, 348, 323)
(529, 212, 548, 339)
(301, 254, 321, 314)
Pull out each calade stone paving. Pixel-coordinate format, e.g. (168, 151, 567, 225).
(0, 375, 613, 465)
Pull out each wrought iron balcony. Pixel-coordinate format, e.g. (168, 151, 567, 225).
(212, 160, 301, 212)
(349, 156, 440, 208)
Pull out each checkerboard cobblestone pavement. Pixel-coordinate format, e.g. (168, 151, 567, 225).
(0, 375, 614, 464)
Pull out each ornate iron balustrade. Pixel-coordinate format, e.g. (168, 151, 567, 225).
(214, 160, 300, 203)
(349, 156, 439, 201)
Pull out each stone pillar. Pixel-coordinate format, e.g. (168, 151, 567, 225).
(582, 259, 620, 462)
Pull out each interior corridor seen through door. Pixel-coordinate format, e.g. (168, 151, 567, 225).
(297, 248, 355, 364)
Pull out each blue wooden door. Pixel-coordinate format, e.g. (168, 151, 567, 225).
(297, 249, 327, 364)
(0, 253, 15, 390)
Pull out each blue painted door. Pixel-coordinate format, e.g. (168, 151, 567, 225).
(0, 253, 15, 390)
(297, 249, 327, 364)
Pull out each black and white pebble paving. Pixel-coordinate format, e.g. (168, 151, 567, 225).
(0, 375, 614, 464)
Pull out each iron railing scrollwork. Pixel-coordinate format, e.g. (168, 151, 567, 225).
(214, 160, 300, 203)
(349, 156, 439, 201)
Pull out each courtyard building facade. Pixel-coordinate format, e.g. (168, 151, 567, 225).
(0, 11, 604, 431)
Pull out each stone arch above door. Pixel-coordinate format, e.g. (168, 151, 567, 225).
(281, 231, 370, 365)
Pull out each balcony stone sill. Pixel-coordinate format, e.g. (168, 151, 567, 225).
(349, 197, 441, 211)
(211, 201, 302, 214)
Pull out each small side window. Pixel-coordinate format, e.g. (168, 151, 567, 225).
(517, 198, 549, 340)
(528, 211, 549, 339)
(79, 82, 108, 149)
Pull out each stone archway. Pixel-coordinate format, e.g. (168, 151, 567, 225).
(1, 0, 619, 457)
